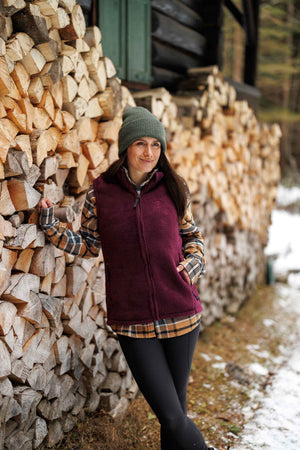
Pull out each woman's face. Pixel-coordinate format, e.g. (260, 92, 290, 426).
(127, 137, 161, 184)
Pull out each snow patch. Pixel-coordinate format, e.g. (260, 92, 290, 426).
(248, 362, 269, 376)
(276, 185, 300, 207)
(211, 362, 226, 370)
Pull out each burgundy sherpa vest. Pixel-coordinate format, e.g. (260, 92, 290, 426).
(93, 169, 203, 326)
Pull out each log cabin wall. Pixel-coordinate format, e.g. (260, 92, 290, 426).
(0, 1, 280, 448)
(151, 0, 206, 89)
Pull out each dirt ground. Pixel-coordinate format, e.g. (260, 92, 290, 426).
(52, 283, 297, 450)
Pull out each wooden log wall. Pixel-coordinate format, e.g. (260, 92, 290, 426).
(0, 2, 281, 449)
(151, 0, 205, 89)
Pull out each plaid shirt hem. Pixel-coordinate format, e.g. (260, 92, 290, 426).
(111, 313, 201, 339)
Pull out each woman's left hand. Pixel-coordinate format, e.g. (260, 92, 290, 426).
(177, 264, 191, 284)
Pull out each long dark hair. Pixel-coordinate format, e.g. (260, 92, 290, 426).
(101, 151, 188, 221)
(157, 151, 188, 221)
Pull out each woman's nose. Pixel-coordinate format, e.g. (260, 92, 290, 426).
(143, 145, 152, 156)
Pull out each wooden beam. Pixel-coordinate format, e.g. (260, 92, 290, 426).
(152, 38, 203, 73)
(152, 10, 205, 58)
(180, 0, 204, 13)
(200, 0, 223, 67)
(151, 0, 203, 32)
(242, 0, 256, 45)
(243, 0, 260, 86)
(224, 0, 244, 27)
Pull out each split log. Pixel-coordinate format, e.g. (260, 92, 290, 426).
(0, 301, 17, 335)
(62, 74, 78, 103)
(39, 155, 60, 180)
(6, 179, 41, 211)
(21, 48, 46, 75)
(17, 291, 42, 325)
(76, 117, 98, 142)
(0, 56, 14, 95)
(63, 96, 88, 119)
(30, 245, 55, 277)
(37, 39, 59, 62)
(82, 141, 107, 169)
(28, 77, 44, 104)
(2, 273, 40, 303)
(18, 98, 35, 133)
(66, 266, 88, 297)
(59, 4, 86, 40)
(12, 5, 49, 44)
(14, 248, 34, 273)
(50, 7, 70, 29)
(4, 149, 30, 178)
(67, 153, 89, 187)
(51, 274, 67, 296)
(11, 61, 30, 96)
(84, 26, 102, 48)
(97, 117, 122, 144)
(57, 129, 80, 154)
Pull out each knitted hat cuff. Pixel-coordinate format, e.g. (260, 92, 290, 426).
(118, 107, 166, 157)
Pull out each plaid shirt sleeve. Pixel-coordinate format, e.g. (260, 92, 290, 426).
(39, 186, 101, 258)
(179, 196, 205, 284)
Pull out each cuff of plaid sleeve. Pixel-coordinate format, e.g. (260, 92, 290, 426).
(40, 206, 56, 228)
(180, 255, 202, 285)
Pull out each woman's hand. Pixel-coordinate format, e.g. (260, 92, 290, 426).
(177, 264, 191, 284)
(38, 198, 53, 212)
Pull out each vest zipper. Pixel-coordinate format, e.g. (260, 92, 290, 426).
(133, 188, 141, 208)
(135, 196, 159, 321)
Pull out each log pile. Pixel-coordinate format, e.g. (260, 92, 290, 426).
(0, 1, 281, 447)
(0, 1, 137, 448)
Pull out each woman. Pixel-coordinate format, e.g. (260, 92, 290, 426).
(40, 107, 214, 450)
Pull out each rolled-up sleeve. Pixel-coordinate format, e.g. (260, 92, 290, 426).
(40, 186, 101, 258)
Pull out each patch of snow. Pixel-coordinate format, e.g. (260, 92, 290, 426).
(232, 346, 300, 450)
(187, 411, 198, 419)
(231, 285, 300, 450)
(199, 353, 211, 361)
(265, 210, 300, 273)
(288, 272, 300, 289)
(276, 185, 300, 207)
(211, 362, 226, 370)
(246, 344, 270, 359)
(265, 185, 300, 282)
(262, 318, 276, 327)
(248, 363, 269, 376)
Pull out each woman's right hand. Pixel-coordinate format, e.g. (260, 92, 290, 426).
(38, 198, 53, 212)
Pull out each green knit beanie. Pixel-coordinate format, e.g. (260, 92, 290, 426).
(118, 107, 166, 157)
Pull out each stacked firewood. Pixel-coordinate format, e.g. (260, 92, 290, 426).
(0, 1, 137, 448)
(0, 1, 281, 448)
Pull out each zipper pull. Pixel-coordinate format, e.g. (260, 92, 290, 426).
(134, 189, 141, 208)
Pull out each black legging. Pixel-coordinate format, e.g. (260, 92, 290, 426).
(118, 325, 208, 450)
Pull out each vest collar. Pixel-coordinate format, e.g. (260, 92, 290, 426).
(117, 166, 164, 194)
